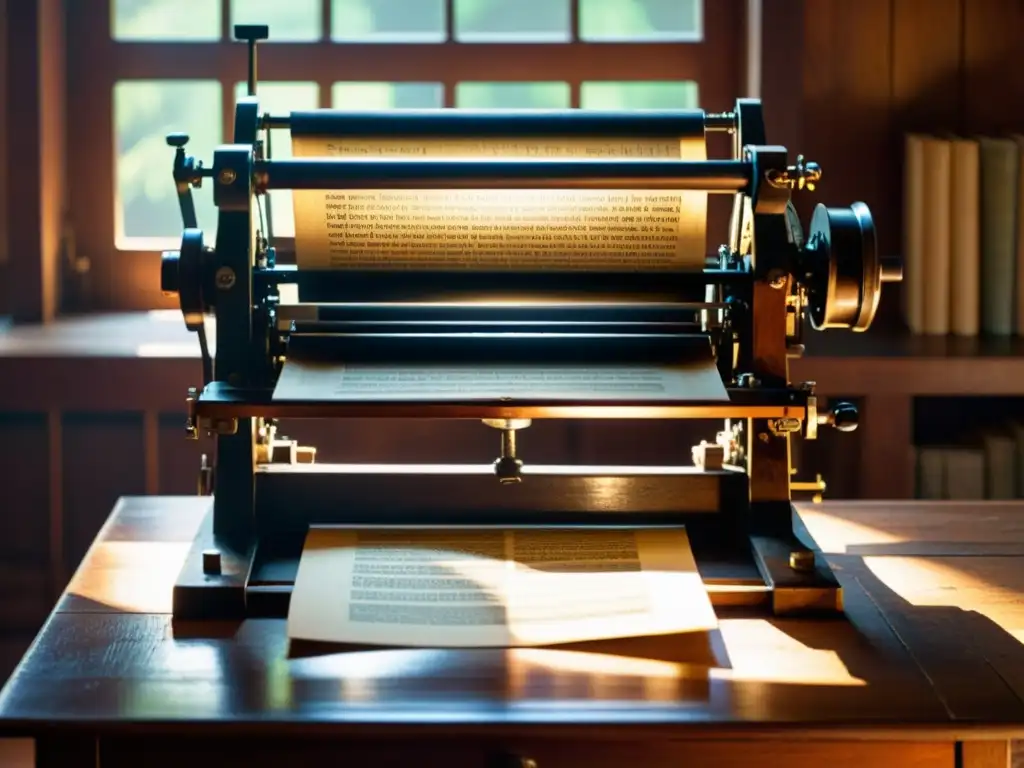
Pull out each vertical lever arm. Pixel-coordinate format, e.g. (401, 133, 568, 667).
(233, 25, 274, 246)
(167, 133, 199, 230)
(233, 24, 270, 96)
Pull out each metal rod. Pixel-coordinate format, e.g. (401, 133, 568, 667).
(247, 38, 257, 96)
(195, 397, 806, 422)
(285, 332, 711, 364)
(277, 302, 719, 323)
(253, 158, 750, 192)
(279, 269, 751, 303)
(269, 109, 735, 136)
(290, 321, 702, 335)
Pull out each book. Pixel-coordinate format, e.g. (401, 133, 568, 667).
(288, 527, 718, 659)
(916, 446, 945, 499)
(903, 133, 926, 334)
(949, 138, 981, 336)
(979, 137, 1019, 336)
(920, 137, 952, 335)
(943, 446, 985, 499)
(1012, 135, 1024, 335)
(915, 430, 1023, 501)
(984, 432, 1017, 499)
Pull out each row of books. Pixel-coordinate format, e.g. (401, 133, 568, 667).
(902, 133, 1024, 337)
(915, 428, 1024, 499)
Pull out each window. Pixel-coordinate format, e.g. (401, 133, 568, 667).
(67, 0, 742, 310)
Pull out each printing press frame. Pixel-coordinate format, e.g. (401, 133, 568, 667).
(160, 25, 901, 623)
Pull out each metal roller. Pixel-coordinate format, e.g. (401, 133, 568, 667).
(287, 268, 749, 304)
(286, 331, 714, 365)
(286, 109, 713, 139)
(253, 158, 751, 193)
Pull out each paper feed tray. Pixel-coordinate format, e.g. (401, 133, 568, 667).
(191, 333, 809, 420)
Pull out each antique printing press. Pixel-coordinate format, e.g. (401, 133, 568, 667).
(160, 25, 901, 623)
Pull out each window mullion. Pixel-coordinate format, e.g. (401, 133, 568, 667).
(220, 0, 230, 40)
(319, 0, 332, 106)
(443, 0, 456, 106)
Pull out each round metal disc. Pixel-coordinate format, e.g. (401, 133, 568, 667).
(850, 201, 880, 331)
(179, 228, 206, 331)
(805, 202, 882, 332)
(234, 98, 261, 145)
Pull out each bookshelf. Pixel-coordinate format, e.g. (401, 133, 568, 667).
(790, 329, 1024, 500)
(796, 332, 1024, 396)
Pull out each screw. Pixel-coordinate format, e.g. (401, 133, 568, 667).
(215, 266, 236, 290)
(789, 550, 815, 572)
(218, 168, 237, 185)
(202, 549, 222, 575)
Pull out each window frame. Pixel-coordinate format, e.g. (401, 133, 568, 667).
(66, 0, 744, 312)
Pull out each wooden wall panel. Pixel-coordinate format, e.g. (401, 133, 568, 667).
(4, 0, 64, 322)
(61, 413, 145, 583)
(891, 0, 964, 133)
(0, 412, 50, 633)
(0, 413, 49, 560)
(801, 0, 895, 254)
(963, 0, 1024, 134)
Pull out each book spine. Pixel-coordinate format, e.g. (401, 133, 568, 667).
(1014, 137, 1024, 335)
(904, 134, 926, 334)
(921, 138, 952, 335)
(949, 139, 980, 336)
(979, 137, 1019, 336)
(916, 447, 945, 499)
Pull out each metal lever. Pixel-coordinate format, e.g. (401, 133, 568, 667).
(818, 401, 858, 433)
(767, 154, 822, 192)
(484, 419, 531, 484)
(167, 133, 199, 229)
(166, 133, 213, 230)
(234, 24, 269, 96)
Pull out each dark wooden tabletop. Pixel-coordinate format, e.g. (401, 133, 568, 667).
(2, 496, 1024, 741)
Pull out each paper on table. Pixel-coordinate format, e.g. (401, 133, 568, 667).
(272, 359, 729, 402)
(290, 134, 708, 270)
(287, 527, 718, 649)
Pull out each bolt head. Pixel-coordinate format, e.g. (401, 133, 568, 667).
(789, 550, 815, 572)
(215, 266, 236, 290)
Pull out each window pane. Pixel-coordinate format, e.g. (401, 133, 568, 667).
(112, 0, 221, 40)
(332, 83, 444, 109)
(231, 0, 322, 41)
(114, 81, 222, 248)
(456, 82, 569, 109)
(454, 0, 570, 42)
(331, 0, 446, 42)
(580, 81, 699, 109)
(233, 82, 319, 239)
(579, 0, 702, 41)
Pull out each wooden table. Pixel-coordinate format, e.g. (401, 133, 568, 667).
(1, 497, 1023, 767)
